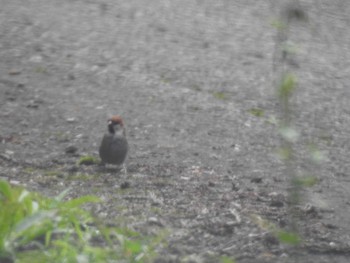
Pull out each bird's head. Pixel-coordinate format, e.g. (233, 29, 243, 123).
(107, 115, 125, 134)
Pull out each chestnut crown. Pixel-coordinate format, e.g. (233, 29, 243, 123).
(107, 115, 125, 134)
(109, 115, 124, 126)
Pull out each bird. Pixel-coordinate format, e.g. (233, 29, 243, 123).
(99, 115, 128, 173)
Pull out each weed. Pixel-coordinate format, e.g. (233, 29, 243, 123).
(248, 108, 265, 117)
(213, 91, 230, 100)
(43, 170, 62, 177)
(0, 180, 163, 262)
(220, 255, 236, 263)
(272, 0, 319, 253)
(78, 156, 99, 166)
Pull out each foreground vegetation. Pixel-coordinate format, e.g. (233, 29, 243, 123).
(0, 180, 162, 263)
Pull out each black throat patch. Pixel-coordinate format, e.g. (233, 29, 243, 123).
(108, 124, 115, 134)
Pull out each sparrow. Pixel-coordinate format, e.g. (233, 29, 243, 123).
(99, 115, 128, 172)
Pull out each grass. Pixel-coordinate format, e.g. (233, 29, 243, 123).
(248, 108, 265, 117)
(0, 180, 163, 263)
(23, 167, 64, 178)
(212, 91, 230, 100)
(78, 156, 100, 166)
(220, 256, 236, 263)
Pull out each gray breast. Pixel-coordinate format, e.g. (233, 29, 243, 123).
(99, 134, 128, 165)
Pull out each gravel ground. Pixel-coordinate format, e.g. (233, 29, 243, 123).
(1, 0, 350, 262)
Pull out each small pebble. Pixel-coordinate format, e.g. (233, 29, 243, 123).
(148, 217, 163, 227)
(8, 69, 21, 75)
(120, 181, 131, 189)
(208, 181, 215, 187)
(67, 73, 75, 80)
(65, 145, 78, 154)
(66, 117, 76, 123)
(26, 101, 39, 109)
(329, 242, 336, 248)
(29, 55, 43, 63)
(270, 200, 284, 207)
(251, 177, 263, 183)
(67, 165, 79, 173)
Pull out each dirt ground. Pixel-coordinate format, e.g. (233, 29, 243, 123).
(1, 0, 350, 262)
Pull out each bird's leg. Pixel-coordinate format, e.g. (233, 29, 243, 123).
(122, 163, 128, 175)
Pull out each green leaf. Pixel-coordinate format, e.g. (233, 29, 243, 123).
(279, 126, 299, 143)
(78, 156, 99, 166)
(248, 108, 264, 117)
(13, 210, 56, 235)
(266, 115, 278, 125)
(0, 180, 12, 200)
(308, 144, 327, 163)
(54, 188, 72, 203)
(213, 91, 229, 100)
(278, 74, 296, 99)
(281, 42, 299, 55)
(296, 176, 318, 187)
(124, 239, 142, 254)
(18, 190, 30, 202)
(277, 230, 301, 245)
(220, 255, 236, 263)
(17, 250, 50, 263)
(271, 19, 287, 31)
(276, 146, 292, 160)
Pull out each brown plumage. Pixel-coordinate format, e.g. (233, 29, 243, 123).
(99, 115, 128, 166)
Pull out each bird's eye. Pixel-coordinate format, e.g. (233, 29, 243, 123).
(110, 122, 120, 127)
